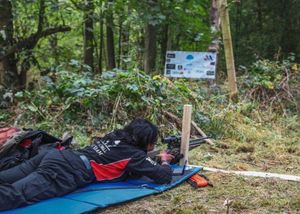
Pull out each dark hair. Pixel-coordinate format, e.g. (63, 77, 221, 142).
(101, 118, 158, 150)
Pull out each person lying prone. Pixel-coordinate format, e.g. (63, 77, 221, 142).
(0, 118, 174, 211)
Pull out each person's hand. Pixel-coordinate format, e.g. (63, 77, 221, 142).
(157, 151, 174, 163)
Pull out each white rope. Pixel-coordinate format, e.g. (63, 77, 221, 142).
(188, 165, 300, 182)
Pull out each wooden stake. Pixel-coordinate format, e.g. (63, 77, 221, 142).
(219, 0, 238, 99)
(180, 105, 192, 166)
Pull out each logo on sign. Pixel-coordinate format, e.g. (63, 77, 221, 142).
(167, 53, 176, 58)
(204, 55, 214, 61)
(166, 64, 176, 69)
(207, 70, 215, 75)
(186, 55, 194, 60)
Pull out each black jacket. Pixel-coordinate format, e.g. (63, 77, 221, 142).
(78, 139, 172, 184)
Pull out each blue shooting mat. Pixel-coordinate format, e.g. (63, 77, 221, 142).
(1, 165, 201, 214)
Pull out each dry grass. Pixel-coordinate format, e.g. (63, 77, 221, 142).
(98, 176, 300, 214)
(96, 112, 300, 214)
(3, 99, 299, 214)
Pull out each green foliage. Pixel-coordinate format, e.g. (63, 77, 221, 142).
(241, 56, 296, 90)
(160, 0, 212, 51)
(230, 0, 300, 66)
(15, 62, 253, 140)
(7, 0, 212, 74)
(0, 112, 11, 122)
(3, 0, 299, 142)
(236, 56, 300, 114)
(15, 65, 205, 129)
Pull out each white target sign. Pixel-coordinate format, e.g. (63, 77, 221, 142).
(164, 51, 217, 79)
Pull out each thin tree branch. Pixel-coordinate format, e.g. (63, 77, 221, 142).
(0, 26, 71, 60)
(37, 0, 46, 33)
(162, 110, 215, 146)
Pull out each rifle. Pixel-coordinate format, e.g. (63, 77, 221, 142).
(148, 136, 209, 164)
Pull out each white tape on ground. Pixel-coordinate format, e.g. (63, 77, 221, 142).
(188, 165, 300, 182)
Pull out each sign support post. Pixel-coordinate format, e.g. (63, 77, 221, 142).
(219, 0, 238, 99)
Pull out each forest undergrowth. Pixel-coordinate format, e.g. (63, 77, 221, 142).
(0, 58, 299, 213)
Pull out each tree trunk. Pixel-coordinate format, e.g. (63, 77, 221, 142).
(234, 0, 241, 63)
(106, 0, 116, 70)
(174, 32, 181, 50)
(117, 19, 122, 68)
(99, 9, 104, 73)
(167, 26, 172, 51)
(219, 0, 238, 99)
(143, 0, 158, 74)
(160, 24, 168, 71)
(280, 0, 293, 55)
(160, 24, 172, 74)
(120, 3, 130, 70)
(121, 22, 130, 70)
(208, 0, 220, 52)
(137, 31, 144, 70)
(143, 23, 157, 73)
(83, 0, 94, 72)
(0, 0, 18, 90)
(47, 0, 59, 65)
(160, 0, 172, 72)
(256, 0, 263, 31)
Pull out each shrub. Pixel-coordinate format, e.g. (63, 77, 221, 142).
(239, 56, 299, 112)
